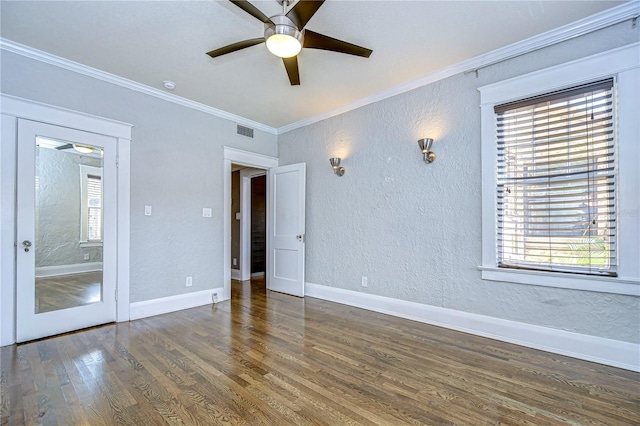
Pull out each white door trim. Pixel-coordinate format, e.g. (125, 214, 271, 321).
(0, 95, 131, 346)
(0, 115, 17, 346)
(1, 94, 132, 138)
(240, 169, 267, 281)
(223, 147, 278, 300)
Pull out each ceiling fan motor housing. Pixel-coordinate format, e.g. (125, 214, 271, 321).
(264, 15, 304, 58)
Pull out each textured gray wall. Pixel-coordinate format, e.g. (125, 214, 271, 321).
(1, 50, 278, 302)
(36, 147, 102, 267)
(277, 22, 640, 343)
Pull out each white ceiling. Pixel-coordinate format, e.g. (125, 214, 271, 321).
(0, 1, 627, 128)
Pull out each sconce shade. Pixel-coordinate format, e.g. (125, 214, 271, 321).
(329, 157, 345, 176)
(417, 138, 436, 164)
(417, 138, 434, 153)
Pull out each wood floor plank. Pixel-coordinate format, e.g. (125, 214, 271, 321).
(35, 272, 102, 314)
(2, 278, 639, 425)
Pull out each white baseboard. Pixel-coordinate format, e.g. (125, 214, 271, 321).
(130, 287, 224, 321)
(305, 283, 639, 372)
(35, 262, 102, 278)
(251, 272, 265, 277)
(231, 268, 241, 280)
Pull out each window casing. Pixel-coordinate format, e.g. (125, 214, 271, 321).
(479, 43, 640, 296)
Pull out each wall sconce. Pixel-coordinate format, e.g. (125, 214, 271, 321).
(417, 138, 436, 163)
(329, 157, 345, 177)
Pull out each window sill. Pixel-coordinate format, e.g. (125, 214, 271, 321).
(478, 266, 639, 296)
(80, 241, 103, 248)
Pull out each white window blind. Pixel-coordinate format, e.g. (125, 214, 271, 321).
(494, 78, 616, 277)
(86, 174, 102, 241)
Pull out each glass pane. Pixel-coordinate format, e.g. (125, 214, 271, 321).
(34, 137, 104, 314)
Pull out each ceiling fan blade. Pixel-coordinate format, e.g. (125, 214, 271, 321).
(55, 144, 74, 150)
(229, 0, 273, 24)
(303, 30, 372, 58)
(207, 38, 265, 59)
(282, 57, 300, 86)
(286, 0, 325, 29)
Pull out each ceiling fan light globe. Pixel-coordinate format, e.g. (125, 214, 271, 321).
(264, 15, 303, 58)
(266, 33, 302, 58)
(73, 144, 94, 154)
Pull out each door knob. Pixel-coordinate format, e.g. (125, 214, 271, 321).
(22, 240, 32, 252)
(296, 234, 305, 243)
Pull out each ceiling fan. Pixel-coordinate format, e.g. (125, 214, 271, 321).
(207, 0, 373, 86)
(55, 144, 95, 154)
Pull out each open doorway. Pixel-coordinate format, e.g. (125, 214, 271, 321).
(231, 165, 267, 291)
(223, 148, 306, 300)
(249, 175, 266, 278)
(222, 147, 278, 301)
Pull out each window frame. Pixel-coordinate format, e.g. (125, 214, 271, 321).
(478, 43, 640, 296)
(79, 164, 103, 247)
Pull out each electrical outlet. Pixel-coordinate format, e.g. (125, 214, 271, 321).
(84, 254, 90, 260)
(212, 292, 219, 304)
(186, 276, 193, 287)
(361, 277, 368, 287)
(233, 258, 237, 266)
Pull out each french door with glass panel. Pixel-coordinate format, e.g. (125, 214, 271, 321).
(16, 119, 117, 342)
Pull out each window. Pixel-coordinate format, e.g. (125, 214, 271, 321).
(479, 43, 639, 296)
(495, 79, 616, 276)
(86, 174, 102, 241)
(80, 165, 102, 244)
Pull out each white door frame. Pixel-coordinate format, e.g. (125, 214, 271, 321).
(223, 147, 278, 300)
(0, 94, 131, 346)
(239, 168, 267, 281)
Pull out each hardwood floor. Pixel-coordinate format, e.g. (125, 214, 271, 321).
(35, 272, 102, 313)
(2, 278, 639, 425)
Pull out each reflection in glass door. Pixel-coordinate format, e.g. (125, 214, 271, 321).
(34, 138, 104, 313)
(17, 119, 117, 342)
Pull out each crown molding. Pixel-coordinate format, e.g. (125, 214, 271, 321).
(1, 2, 637, 136)
(276, 1, 640, 134)
(0, 38, 278, 135)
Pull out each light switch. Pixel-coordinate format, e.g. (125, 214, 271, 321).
(145, 205, 152, 216)
(235, 212, 241, 220)
(202, 208, 212, 218)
